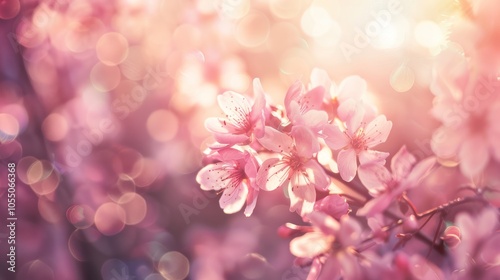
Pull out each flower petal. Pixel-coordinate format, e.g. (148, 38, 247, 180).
(317, 257, 341, 280)
(205, 117, 250, 144)
(303, 160, 330, 191)
(218, 148, 246, 162)
(322, 124, 349, 150)
(196, 162, 236, 191)
(243, 152, 259, 178)
(357, 194, 394, 216)
(220, 180, 249, 214)
(298, 86, 325, 111)
(308, 211, 339, 236)
(285, 81, 304, 114)
(338, 216, 362, 246)
(244, 184, 259, 217)
(292, 126, 319, 158)
(405, 157, 437, 189)
(364, 115, 392, 148)
(217, 91, 251, 123)
(289, 172, 316, 216)
(337, 148, 358, 182)
(298, 109, 329, 132)
(257, 126, 294, 153)
(250, 78, 267, 138)
(338, 99, 365, 135)
(251, 78, 266, 116)
(358, 150, 389, 165)
(290, 232, 330, 258)
(288, 100, 302, 124)
(307, 258, 324, 280)
(358, 162, 391, 193)
(390, 145, 417, 181)
(257, 158, 290, 191)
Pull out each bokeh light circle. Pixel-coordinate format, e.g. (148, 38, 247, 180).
(147, 110, 179, 142)
(94, 202, 126, 236)
(269, 0, 303, 19)
(390, 64, 415, 93)
(118, 192, 147, 225)
(0, 0, 21, 19)
(90, 62, 121, 92)
(96, 32, 129, 66)
(236, 13, 270, 48)
(42, 113, 69, 141)
(414, 21, 445, 50)
(0, 113, 20, 143)
(67, 204, 95, 229)
(158, 251, 190, 280)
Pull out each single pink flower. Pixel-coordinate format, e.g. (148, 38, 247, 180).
(257, 126, 329, 216)
(205, 78, 266, 145)
(196, 148, 259, 216)
(284, 81, 329, 133)
(357, 146, 436, 216)
(289, 211, 363, 280)
(323, 102, 392, 182)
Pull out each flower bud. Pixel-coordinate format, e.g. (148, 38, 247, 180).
(314, 194, 350, 220)
(441, 226, 461, 248)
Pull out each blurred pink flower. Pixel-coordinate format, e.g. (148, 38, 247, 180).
(451, 207, 500, 278)
(323, 103, 392, 182)
(257, 126, 329, 216)
(289, 211, 363, 280)
(430, 49, 500, 178)
(205, 78, 266, 146)
(284, 81, 328, 133)
(357, 146, 436, 216)
(196, 148, 260, 216)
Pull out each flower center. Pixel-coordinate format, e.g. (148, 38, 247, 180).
(349, 129, 367, 152)
(287, 154, 304, 170)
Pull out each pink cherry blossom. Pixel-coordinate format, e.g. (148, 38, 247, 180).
(205, 78, 266, 145)
(196, 148, 260, 216)
(356, 146, 436, 216)
(289, 211, 363, 280)
(257, 126, 330, 216)
(323, 102, 392, 182)
(284, 81, 329, 133)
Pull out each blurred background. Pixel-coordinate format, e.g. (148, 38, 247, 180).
(0, 0, 475, 279)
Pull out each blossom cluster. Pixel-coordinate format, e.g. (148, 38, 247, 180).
(196, 3, 500, 279)
(197, 63, 500, 279)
